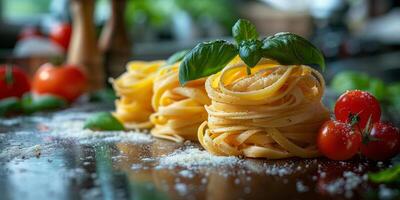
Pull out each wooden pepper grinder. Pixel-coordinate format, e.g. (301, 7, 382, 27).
(99, 0, 131, 79)
(67, 0, 105, 91)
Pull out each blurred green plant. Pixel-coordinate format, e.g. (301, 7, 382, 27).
(124, 0, 237, 31)
(331, 71, 385, 100)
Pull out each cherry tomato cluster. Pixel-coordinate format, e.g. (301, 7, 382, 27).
(0, 64, 87, 102)
(19, 23, 72, 52)
(317, 90, 400, 161)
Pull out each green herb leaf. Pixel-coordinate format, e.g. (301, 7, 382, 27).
(238, 39, 263, 68)
(22, 93, 67, 114)
(369, 164, 400, 183)
(179, 40, 237, 85)
(232, 19, 259, 44)
(262, 32, 325, 70)
(165, 50, 189, 65)
(0, 97, 22, 117)
(84, 112, 124, 131)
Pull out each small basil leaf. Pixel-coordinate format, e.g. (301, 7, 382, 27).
(0, 97, 22, 117)
(22, 93, 67, 114)
(84, 112, 124, 131)
(239, 39, 263, 68)
(262, 32, 325, 70)
(369, 164, 400, 183)
(166, 50, 189, 65)
(179, 40, 237, 85)
(232, 19, 259, 44)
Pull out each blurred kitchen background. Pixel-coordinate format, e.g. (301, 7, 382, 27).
(0, 0, 399, 122)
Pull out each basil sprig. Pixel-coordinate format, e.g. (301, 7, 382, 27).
(178, 19, 325, 85)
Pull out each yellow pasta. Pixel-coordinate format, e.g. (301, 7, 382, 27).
(112, 60, 164, 129)
(198, 58, 329, 159)
(151, 62, 211, 142)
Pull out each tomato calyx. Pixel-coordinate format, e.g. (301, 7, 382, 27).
(348, 112, 361, 127)
(4, 65, 14, 86)
(361, 116, 380, 145)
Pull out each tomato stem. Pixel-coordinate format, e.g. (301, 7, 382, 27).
(5, 64, 14, 85)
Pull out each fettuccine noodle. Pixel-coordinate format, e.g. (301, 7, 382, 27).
(198, 58, 329, 159)
(151, 62, 211, 142)
(112, 61, 164, 129)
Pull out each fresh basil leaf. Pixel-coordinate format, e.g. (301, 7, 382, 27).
(179, 40, 237, 85)
(166, 50, 189, 65)
(22, 93, 67, 114)
(0, 97, 22, 117)
(232, 19, 259, 44)
(239, 39, 263, 68)
(262, 32, 325, 70)
(369, 164, 400, 183)
(84, 112, 124, 131)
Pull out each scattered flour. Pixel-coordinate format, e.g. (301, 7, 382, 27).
(158, 147, 242, 169)
(323, 171, 365, 198)
(0, 144, 48, 160)
(296, 181, 309, 192)
(174, 183, 189, 196)
(47, 121, 152, 144)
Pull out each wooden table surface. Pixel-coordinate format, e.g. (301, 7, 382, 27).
(0, 103, 398, 200)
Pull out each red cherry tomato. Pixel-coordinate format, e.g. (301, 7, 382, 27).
(360, 122, 400, 160)
(0, 65, 31, 99)
(32, 63, 87, 102)
(317, 120, 362, 160)
(334, 90, 381, 130)
(50, 23, 72, 51)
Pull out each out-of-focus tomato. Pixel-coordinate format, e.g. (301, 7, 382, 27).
(18, 26, 43, 40)
(32, 63, 87, 102)
(317, 120, 362, 160)
(0, 65, 31, 99)
(49, 23, 72, 51)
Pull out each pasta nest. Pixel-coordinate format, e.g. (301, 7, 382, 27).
(198, 58, 329, 159)
(151, 62, 211, 142)
(112, 60, 164, 129)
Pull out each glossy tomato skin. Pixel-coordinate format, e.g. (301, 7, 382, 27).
(334, 90, 381, 130)
(32, 63, 87, 102)
(360, 122, 400, 160)
(50, 23, 72, 51)
(317, 120, 362, 160)
(0, 65, 31, 99)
